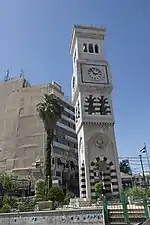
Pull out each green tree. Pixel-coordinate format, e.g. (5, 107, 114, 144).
(95, 182, 104, 199)
(0, 172, 18, 196)
(120, 159, 132, 175)
(127, 187, 146, 198)
(37, 94, 63, 189)
(35, 179, 45, 201)
(49, 186, 65, 204)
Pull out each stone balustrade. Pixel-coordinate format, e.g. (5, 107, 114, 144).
(0, 208, 104, 225)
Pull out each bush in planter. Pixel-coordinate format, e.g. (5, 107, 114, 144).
(35, 179, 45, 201)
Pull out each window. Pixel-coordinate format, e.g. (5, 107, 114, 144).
(95, 44, 99, 53)
(56, 126, 77, 139)
(73, 51, 76, 63)
(72, 77, 75, 89)
(19, 108, 24, 116)
(83, 43, 87, 52)
(89, 43, 94, 53)
(56, 171, 61, 177)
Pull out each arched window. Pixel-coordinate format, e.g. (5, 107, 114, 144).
(83, 43, 87, 52)
(70, 161, 75, 170)
(57, 158, 62, 166)
(72, 76, 75, 89)
(89, 43, 94, 53)
(95, 44, 99, 53)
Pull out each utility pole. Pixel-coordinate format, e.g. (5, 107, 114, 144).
(144, 143, 150, 173)
(139, 154, 147, 190)
(127, 157, 133, 188)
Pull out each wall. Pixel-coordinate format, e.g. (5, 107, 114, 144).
(0, 78, 48, 174)
(0, 208, 104, 225)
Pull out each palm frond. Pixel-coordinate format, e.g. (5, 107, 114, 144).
(36, 93, 63, 130)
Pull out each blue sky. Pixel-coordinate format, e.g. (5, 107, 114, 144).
(0, 0, 150, 164)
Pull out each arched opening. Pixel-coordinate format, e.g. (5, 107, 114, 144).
(70, 161, 75, 170)
(90, 156, 119, 199)
(95, 44, 99, 53)
(89, 43, 94, 53)
(57, 158, 62, 166)
(83, 43, 87, 52)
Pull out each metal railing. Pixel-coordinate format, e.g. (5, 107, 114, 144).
(103, 191, 150, 224)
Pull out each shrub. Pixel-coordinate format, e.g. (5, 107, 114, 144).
(3, 196, 18, 208)
(0, 204, 11, 213)
(95, 182, 104, 198)
(0, 172, 18, 195)
(64, 190, 74, 205)
(49, 186, 65, 203)
(18, 198, 36, 212)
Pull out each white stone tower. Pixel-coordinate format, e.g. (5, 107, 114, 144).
(70, 25, 122, 200)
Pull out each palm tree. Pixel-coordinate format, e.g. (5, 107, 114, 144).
(37, 94, 63, 189)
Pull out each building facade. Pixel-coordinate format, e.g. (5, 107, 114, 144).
(0, 78, 78, 194)
(70, 25, 122, 200)
(121, 172, 150, 189)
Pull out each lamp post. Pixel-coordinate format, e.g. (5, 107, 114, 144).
(139, 154, 147, 190)
(28, 168, 32, 196)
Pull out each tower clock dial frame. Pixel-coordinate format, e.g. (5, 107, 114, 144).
(81, 63, 109, 84)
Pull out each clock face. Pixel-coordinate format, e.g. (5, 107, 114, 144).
(88, 67, 103, 80)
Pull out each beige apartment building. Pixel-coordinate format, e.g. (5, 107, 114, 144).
(0, 77, 78, 194)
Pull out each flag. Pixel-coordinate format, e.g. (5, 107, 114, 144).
(140, 145, 146, 153)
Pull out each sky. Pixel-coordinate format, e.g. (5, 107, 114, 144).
(0, 0, 150, 166)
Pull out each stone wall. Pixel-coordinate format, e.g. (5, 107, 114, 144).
(0, 208, 104, 225)
(0, 78, 48, 174)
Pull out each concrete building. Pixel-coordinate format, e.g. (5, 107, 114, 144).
(70, 25, 121, 200)
(121, 172, 150, 189)
(0, 77, 78, 194)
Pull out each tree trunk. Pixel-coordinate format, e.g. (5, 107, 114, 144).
(45, 130, 53, 189)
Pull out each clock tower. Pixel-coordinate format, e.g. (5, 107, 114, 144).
(70, 25, 121, 200)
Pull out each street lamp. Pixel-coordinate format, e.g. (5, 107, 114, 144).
(139, 154, 147, 190)
(28, 168, 32, 196)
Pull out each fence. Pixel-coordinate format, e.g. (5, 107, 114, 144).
(103, 191, 150, 224)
